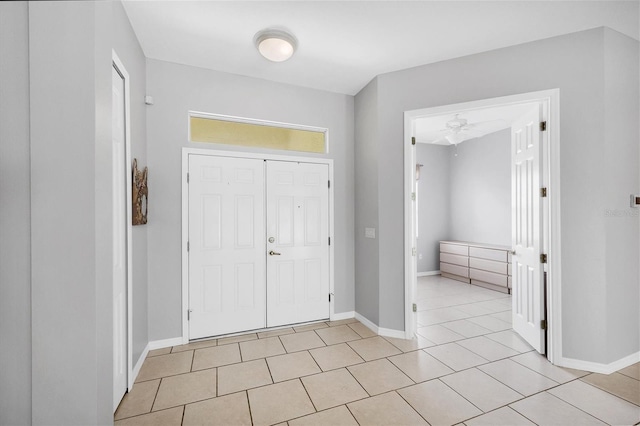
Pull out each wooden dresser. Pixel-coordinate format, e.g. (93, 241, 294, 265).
(440, 241, 512, 294)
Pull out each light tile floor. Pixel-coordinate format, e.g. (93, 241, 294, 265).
(116, 275, 640, 425)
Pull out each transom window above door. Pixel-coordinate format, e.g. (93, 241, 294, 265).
(189, 113, 327, 154)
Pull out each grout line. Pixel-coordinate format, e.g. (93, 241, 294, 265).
(298, 377, 319, 413)
(578, 375, 640, 408)
(394, 389, 432, 424)
(150, 377, 162, 413)
(180, 405, 185, 426)
(344, 403, 362, 425)
(244, 391, 254, 426)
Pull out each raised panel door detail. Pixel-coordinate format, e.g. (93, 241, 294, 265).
(202, 166, 222, 182)
(276, 197, 294, 246)
(276, 260, 295, 305)
(235, 263, 255, 309)
(235, 195, 255, 248)
(202, 266, 222, 312)
(202, 195, 221, 250)
(304, 198, 321, 246)
(305, 259, 321, 302)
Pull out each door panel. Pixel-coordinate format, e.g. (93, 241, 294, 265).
(511, 106, 545, 353)
(189, 155, 266, 339)
(266, 161, 329, 327)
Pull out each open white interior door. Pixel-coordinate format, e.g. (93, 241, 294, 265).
(266, 161, 330, 327)
(511, 105, 545, 354)
(188, 155, 266, 339)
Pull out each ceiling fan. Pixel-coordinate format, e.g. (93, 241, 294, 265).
(431, 113, 505, 146)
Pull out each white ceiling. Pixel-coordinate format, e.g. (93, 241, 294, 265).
(413, 102, 537, 145)
(122, 1, 639, 95)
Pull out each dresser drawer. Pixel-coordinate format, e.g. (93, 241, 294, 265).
(440, 253, 468, 267)
(469, 257, 507, 275)
(440, 243, 468, 256)
(469, 268, 508, 287)
(469, 246, 508, 262)
(440, 262, 469, 278)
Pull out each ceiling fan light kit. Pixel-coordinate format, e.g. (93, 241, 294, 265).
(254, 28, 297, 62)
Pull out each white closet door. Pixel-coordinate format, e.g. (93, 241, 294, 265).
(511, 106, 545, 354)
(266, 161, 330, 327)
(188, 155, 266, 339)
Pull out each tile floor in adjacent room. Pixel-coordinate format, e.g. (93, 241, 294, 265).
(115, 275, 640, 425)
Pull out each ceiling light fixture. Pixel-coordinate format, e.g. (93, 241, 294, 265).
(254, 28, 297, 62)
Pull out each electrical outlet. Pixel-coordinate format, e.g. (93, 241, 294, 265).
(418, 253, 422, 260)
(365, 228, 376, 239)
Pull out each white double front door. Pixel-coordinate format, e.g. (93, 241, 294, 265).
(188, 155, 330, 339)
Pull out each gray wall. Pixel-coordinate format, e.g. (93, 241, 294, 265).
(603, 29, 640, 362)
(146, 59, 355, 341)
(416, 144, 451, 273)
(0, 2, 32, 424)
(354, 78, 380, 323)
(449, 129, 511, 246)
(356, 27, 640, 364)
(113, 0, 149, 367)
(29, 1, 113, 424)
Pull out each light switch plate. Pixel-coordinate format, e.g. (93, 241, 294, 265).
(631, 194, 640, 208)
(365, 227, 376, 239)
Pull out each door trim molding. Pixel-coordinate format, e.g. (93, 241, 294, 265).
(112, 51, 134, 392)
(403, 89, 561, 364)
(181, 147, 335, 343)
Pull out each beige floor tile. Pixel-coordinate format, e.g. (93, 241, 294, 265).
(581, 372, 640, 406)
(398, 379, 482, 425)
(417, 307, 471, 326)
(347, 391, 427, 425)
(136, 351, 193, 382)
(239, 336, 286, 361)
(478, 359, 559, 396)
(267, 351, 321, 382)
(258, 327, 295, 339)
(383, 335, 435, 352)
(618, 362, 640, 380)
(441, 319, 492, 338)
(217, 333, 257, 346)
(309, 343, 364, 371)
(466, 315, 511, 332)
(294, 322, 329, 332)
(248, 379, 315, 426)
(280, 331, 326, 353)
(456, 336, 519, 361)
(548, 379, 640, 425)
(114, 407, 184, 426)
(510, 351, 588, 383)
(288, 405, 358, 426)
(192, 343, 241, 371)
(348, 322, 377, 338)
(454, 303, 495, 317)
(441, 368, 523, 412)
(148, 347, 172, 357)
(114, 379, 160, 420)
(510, 392, 606, 425)
(301, 368, 368, 410)
(489, 311, 512, 323)
(217, 359, 273, 395)
(316, 325, 361, 345)
(388, 350, 454, 382)
(465, 406, 535, 425)
(473, 300, 512, 313)
(172, 338, 217, 353)
(416, 324, 465, 344)
(347, 337, 402, 361)
(183, 392, 251, 426)
(425, 343, 489, 371)
(153, 369, 216, 411)
(326, 318, 358, 327)
(348, 359, 413, 395)
(485, 330, 533, 353)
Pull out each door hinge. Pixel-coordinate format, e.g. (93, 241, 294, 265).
(540, 319, 547, 330)
(540, 187, 547, 197)
(187, 172, 189, 183)
(328, 293, 331, 302)
(328, 237, 331, 246)
(412, 303, 417, 312)
(412, 247, 417, 256)
(328, 180, 330, 189)
(411, 136, 416, 145)
(540, 121, 547, 131)
(411, 192, 416, 201)
(187, 241, 190, 252)
(540, 253, 547, 263)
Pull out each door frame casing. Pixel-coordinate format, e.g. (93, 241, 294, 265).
(403, 89, 561, 364)
(181, 147, 335, 343)
(112, 51, 134, 392)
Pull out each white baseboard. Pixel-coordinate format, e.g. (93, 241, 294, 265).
(130, 342, 150, 389)
(148, 337, 184, 351)
(331, 311, 355, 321)
(354, 312, 406, 339)
(557, 351, 640, 374)
(418, 270, 440, 277)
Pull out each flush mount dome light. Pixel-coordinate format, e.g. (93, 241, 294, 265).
(254, 28, 297, 62)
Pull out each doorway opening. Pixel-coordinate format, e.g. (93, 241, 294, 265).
(403, 90, 561, 363)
